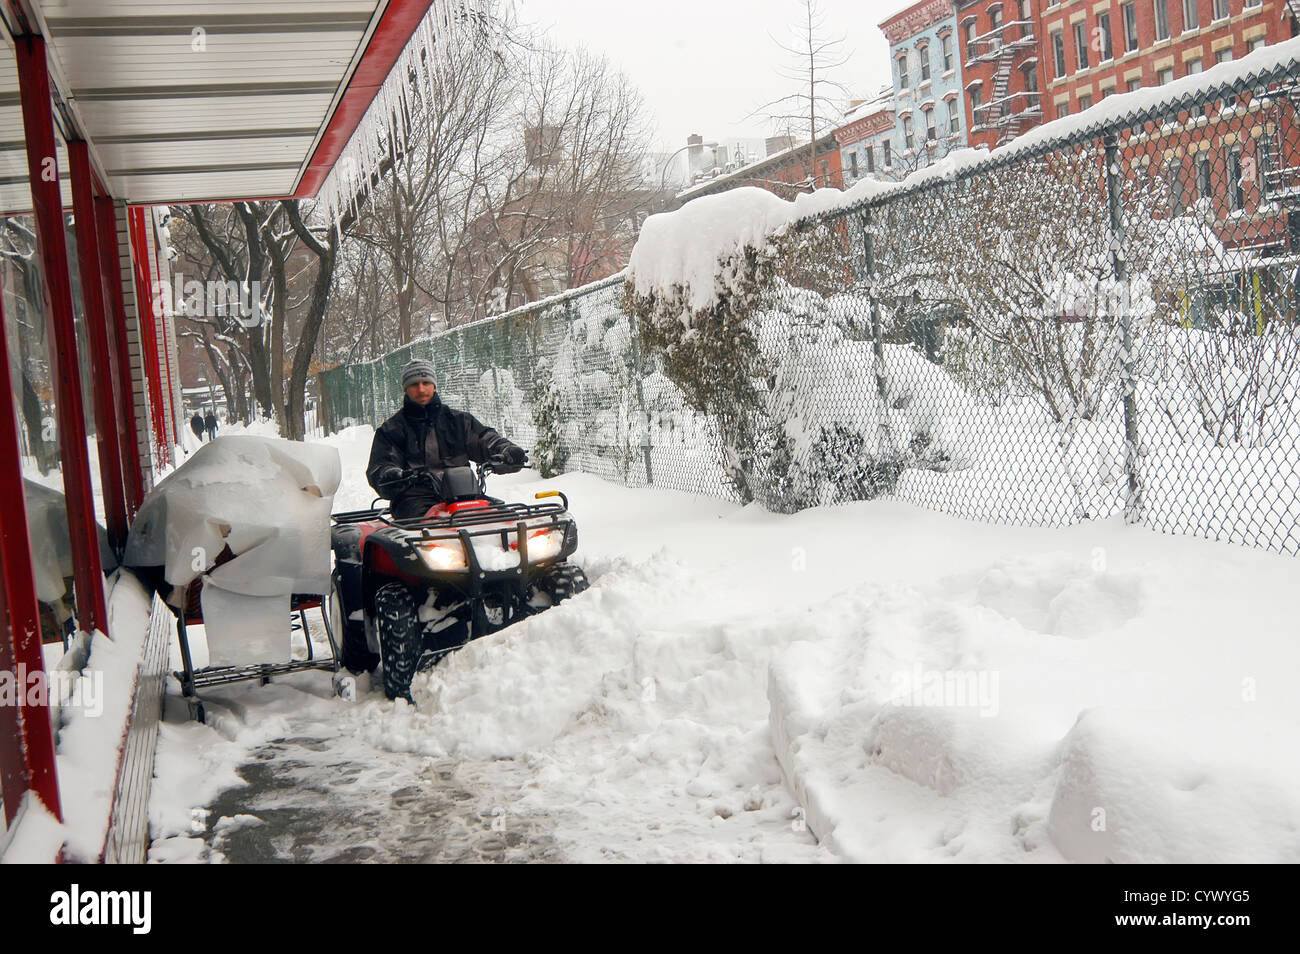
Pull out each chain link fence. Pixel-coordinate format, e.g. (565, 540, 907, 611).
(320, 52, 1300, 557)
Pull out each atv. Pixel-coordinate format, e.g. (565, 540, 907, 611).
(328, 462, 587, 702)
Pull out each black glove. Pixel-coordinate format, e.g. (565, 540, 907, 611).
(413, 469, 439, 490)
(489, 445, 528, 473)
(377, 466, 414, 496)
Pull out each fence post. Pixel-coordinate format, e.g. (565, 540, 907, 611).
(860, 209, 896, 457)
(487, 331, 504, 427)
(628, 306, 654, 486)
(1104, 135, 1143, 523)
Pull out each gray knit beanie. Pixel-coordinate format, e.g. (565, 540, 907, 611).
(401, 358, 436, 389)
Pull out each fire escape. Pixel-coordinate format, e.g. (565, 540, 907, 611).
(968, 16, 1040, 145)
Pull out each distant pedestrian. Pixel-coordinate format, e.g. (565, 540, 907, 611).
(204, 410, 218, 442)
(190, 412, 205, 443)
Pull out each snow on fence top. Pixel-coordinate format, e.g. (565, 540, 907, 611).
(628, 35, 1300, 314)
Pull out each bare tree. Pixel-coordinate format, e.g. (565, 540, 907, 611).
(752, 0, 852, 188)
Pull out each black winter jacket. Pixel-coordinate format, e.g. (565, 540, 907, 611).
(366, 394, 517, 518)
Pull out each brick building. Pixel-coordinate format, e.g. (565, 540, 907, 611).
(955, 0, 1046, 148)
(835, 88, 896, 184)
(676, 134, 845, 204)
(883, 0, 970, 169)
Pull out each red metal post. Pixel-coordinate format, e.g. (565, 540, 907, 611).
(13, 33, 108, 634)
(68, 140, 128, 553)
(95, 195, 146, 517)
(0, 293, 64, 825)
(127, 205, 170, 468)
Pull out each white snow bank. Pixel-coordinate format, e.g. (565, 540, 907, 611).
(767, 522, 1300, 862)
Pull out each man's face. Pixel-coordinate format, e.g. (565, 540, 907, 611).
(405, 379, 436, 405)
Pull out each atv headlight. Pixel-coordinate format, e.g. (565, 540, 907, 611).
(526, 529, 565, 563)
(416, 541, 468, 571)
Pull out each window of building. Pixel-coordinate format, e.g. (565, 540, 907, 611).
(942, 33, 954, 71)
(1215, 46, 1233, 63)
(898, 53, 910, 88)
(1167, 160, 1186, 214)
(903, 115, 915, 149)
(1052, 30, 1067, 77)
(1195, 154, 1211, 198)
(1122, 2, 1139, 50)
(883, 139, 892, 167)
(1247, 36, 1266, 52)
(1245, 0, 1261, 7)
(1024, 64, 1039, 93)
(1079, 92, 1093, 111)
(1074, 22, 1090, 70)
(1186, 56, 1203, 73)
(1183, 0, 1199, 30)
(990, 7, 1004, 50)
(924, 107, 937, 140)
(963, 20, 978, 62)
(920, 45, 932, 81)
(1155, 0, 1171, 40)
(1227, 148, 1244, 211)
(1058, 100, 1070, 116)
(1157, 65, 1174, 84)
(1259, 134, 1274, 198)
(1213, 0, 1229, 19)
(970, 85, 983, 115)
(1127, 75, 1143, 91)
(1098, 13, 1114, 60)
(849, 151, 859, 178)
(866, 144, 875, 173)
(947, 98, 961, 132)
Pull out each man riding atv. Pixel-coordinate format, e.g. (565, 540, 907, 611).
(366, 358, 529, 520)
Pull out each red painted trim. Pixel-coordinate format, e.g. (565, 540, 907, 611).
(0, 291, 62, 826)
(14, 33, 108, 635)
(292, 0, 434, 198)
(95, 195, 146, 517)
(127, 206, 170, 472)
(69, 141, 128, 553)
(145, 214, 180, 447)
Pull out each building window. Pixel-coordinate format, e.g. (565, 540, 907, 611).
(1052, 30, 1066, 77)
(1024, 64, 1038, 93)
(942, 33, 954, 71)
(963, 20, 977, 62)
(903, 115, 915, 149)
(898, 54, 910, 89)
(990, 7, 1003, 51)
(1079, 93, 1093, 111)
(1127, 76, 1143, 91)
(947, 98, 961, 132)
(849, 151, 859, 178)
(921, 45, 932, 81)
(1195, 154, 1211, 199)
(1259, 134, 1274, 198)
(924, 107, 937, 140)
(1167, 161, 1186, 214)
(1155, 0, 1171, 41)
(1074, 21, 1090, 70)
(1247, 36, 1266, 52)
(1058, 101, 1070, 116)
(1122, 2, 1139, 50)
(883, 139, 892, 167)
(1157, 65, 1174, 84)
(1245, 0, 1261, 7)
(1186, 56, 1203, 73)
(1215, 46, 1233, 63)
(1097, 13, 1113, 60)
(970, 85, 983, 116)
(1227, 149, 1244, 211)
(1182, 0, 1199, 30)
(866, 144, 875, 173)
(1213, 0, 1229, 18)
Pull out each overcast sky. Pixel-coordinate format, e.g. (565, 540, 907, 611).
(519, 0, 903, 154)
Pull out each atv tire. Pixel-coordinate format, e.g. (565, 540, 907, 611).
(333, 571, 378, 675)
(539, 563, 589, 604)
(375, 582, 422, 703)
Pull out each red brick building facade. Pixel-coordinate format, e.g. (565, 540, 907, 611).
(956, 0, 1047, 148)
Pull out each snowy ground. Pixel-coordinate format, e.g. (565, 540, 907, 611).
(146, 423, 1300, 863)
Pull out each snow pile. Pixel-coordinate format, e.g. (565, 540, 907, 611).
(123, 435, 340, 665)
(767, 531, 1300, 862)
